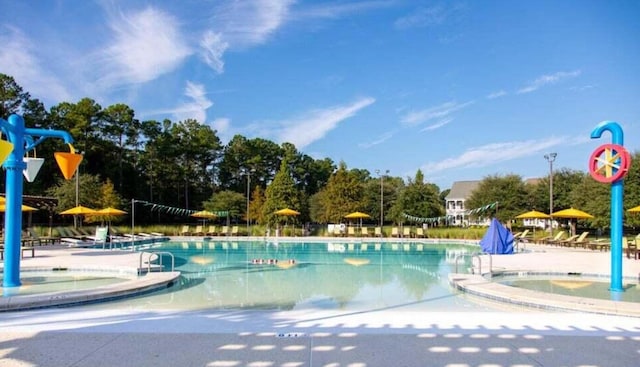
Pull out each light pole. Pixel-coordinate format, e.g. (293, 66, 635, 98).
(241, 169, 253, 236)
(376, 169, 389, 228)
(544, 153, 557, 235)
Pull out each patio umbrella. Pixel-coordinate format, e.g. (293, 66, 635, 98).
(274, 208, 300, 235)
(191, 210, 217, 219)
(95, 207, 127, 216)
(627, 205, 640, 213)
(60, 205, 98, 215)
(0, 204, 38, 212)
(344, 211, 371, 228)
(515, 210, 550, 237)
(551, 208, 594, 236)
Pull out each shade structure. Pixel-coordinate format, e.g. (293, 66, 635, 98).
(515, 210, 550, 219)
(551, 208, 594, 219)
(191, 210, 217, 219)
(551, 208, 593, 236)
(274, 208, 300, 216)
(60, 205, 97, 215)
(0, 204, 37, 212)
(344, 211, 371, 219)
(95, 207, 127, 216)
(627, 205, 640, 213)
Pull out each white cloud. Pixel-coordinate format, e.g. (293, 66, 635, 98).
(517, 70, 582, 94)
(486, 90, 507, 99)
(394, 4, 466, 29)
(421, 118, 453, 132)
(210, 0, 294, 47)
(210, 117, 231, 142)
(297, 1, 394, 19)
(359, 130, 396, 148)
(98, 7, 191, 87)
(421, 136, 566, 173)
(401, 100, 473, 126)
(247, 97, 375, 149)
(200, 31, 228, 74)
(0, 26, 71, 103)
(147, 81, 213, 123)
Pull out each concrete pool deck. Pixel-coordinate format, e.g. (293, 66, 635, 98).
(1, 239, 640, 366)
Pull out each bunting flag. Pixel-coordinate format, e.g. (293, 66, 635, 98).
(466, 201, 499, 215)
(402, 213, 455, 223)
(133, 199, 229, 217)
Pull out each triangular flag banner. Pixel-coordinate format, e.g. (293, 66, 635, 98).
(23, 157, 45, 182)
(0, 139, 14, 166)
(54, 152, 83, 180)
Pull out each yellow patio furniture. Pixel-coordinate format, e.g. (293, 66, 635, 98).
(375, 227, 383, 237)
(361, 227, 370, 237)
(391, 227, 400, 237)
(403, 227, 412, 238)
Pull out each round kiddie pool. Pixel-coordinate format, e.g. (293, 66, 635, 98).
(497, 273, 640, 303)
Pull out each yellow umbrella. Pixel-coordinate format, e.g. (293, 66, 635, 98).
(551, 208, 594, 236)
(344, 211, 371, 228)
(95, 207, 127, 216)
(627, 205, 640, 213)
(274, 208, 300, 216)
(274, 208, 300, 236)
(515, 210, 550, 219)
(60, 205, 98, 215)
(0, 204, 38, 212)
(551, 208, 594, 219)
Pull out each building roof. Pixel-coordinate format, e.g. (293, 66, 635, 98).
(446, 180, 480, 200)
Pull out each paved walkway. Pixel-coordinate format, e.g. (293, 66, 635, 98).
(0, 240, 639, 366)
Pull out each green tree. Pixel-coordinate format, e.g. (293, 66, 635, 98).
(262, 159, 303, 227)
(0, 73, 29, 118)
(466, 174, 529, 223)
(397, 170, 443, 223)
(203, 190, 245, 221)
(312, 162, 364, 223)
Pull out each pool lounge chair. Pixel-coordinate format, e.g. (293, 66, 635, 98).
(205, 225, 217, 236)
(27, 228, 59, 245)
(374, 227, 383, 237)
(552, 234, 578, 246)
(391, 227, 400, 238)
(193, 225, 204, 236)
(540, 231, 565, 245)
(231, 226, 239, 236)
(415, 228, 425, 238)
(347, 226, 356, 237)
(220, 226, 229, 236)
(402, 227, 412, 238)
(180, 225, 192, 236)
(361, 227, 370, 237)
(564, 231, 590, 248)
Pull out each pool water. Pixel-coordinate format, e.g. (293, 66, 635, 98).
(0, 273, 129, 297)
(87, 240, 486, 312)
(500, 276, 640, 302)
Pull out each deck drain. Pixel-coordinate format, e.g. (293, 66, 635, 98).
(276, 332, 305, 338)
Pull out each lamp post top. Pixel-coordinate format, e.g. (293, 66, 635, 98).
(544, 153, 557, 162)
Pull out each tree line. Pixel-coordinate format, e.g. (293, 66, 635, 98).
(1, 73, 638, 230)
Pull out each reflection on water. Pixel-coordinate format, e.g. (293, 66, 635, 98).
(93, 240, 479, 312)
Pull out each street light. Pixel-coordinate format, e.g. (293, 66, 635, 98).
(241, 169, 253, 236)
(376, 169, 389, 227)
(544, 153, 557, 235)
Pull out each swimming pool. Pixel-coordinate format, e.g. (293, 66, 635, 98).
(499, 276, 640, 302)
(84, 239, 494, 312)
(0, 272, 130, 297)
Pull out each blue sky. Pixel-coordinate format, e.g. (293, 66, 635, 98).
(1, 1, 638, 190)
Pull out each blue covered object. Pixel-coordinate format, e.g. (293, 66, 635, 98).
(480, 218, 514, 254)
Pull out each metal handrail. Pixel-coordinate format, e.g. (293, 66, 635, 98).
(454, 252, 492, 277)
(139, 251, 175, 274)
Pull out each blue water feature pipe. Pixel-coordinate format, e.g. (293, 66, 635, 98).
(590, 121, 624, 292)
(1, 114, 74, 288)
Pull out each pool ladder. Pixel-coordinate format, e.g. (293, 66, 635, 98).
(139, 251, 175, 274)
(454, 252, 493, 278)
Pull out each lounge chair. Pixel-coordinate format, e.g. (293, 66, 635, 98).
(565, 231, 590, 248)
(374, 227, 383, 237)
(415, 228, 425, 238)
(220, 226, 229, 236)
(391, 227, 400, 238)
(193, 225, 204, 236)
(27, 228, 59, 245)
(403, 227, 412, 238)
(541, 231, 565, 245)
(361, 227, 370, 237)
(231, 226, 239, 236)
(180, 225, 192, 236)
(347, 226, 356, 237)
(205, 225, 217, 236)
(553, 234, 578, 246)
